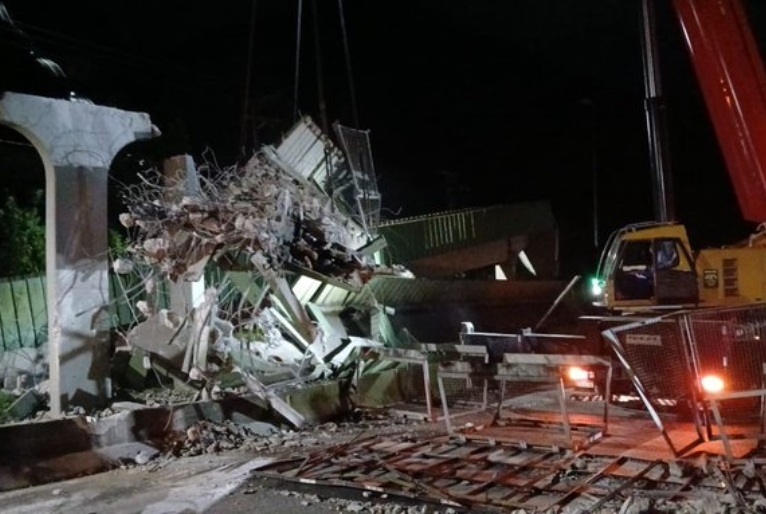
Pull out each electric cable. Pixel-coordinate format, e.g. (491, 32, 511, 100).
(337, 0, 359, 128)
(293, 0, 303, 123)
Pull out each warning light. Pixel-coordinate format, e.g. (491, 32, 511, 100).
(700, 374, 724, 394)
(590, 277, 604, 297)
(568, 367, 590, 381)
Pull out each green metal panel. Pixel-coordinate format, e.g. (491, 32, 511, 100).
(0, 276, 47, 351)
(26, 276, 47, 347)
(378, 201, 556, 264)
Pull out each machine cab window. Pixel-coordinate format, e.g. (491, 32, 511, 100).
(614, 238, 696, 303)
(615, 240, 654, 300)
(655, 239, 681, 270)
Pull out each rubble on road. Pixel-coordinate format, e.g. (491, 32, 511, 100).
(250, 431, 766, 514)
(268, 488, 454, 514)
(155, 409, 430, 461)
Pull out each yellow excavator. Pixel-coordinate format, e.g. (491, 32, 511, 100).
(591, 0, 766, 314)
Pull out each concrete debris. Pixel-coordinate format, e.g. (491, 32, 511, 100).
(742, 459, 756, 479)
(265, 487, 446, 514)
(133, 449, 154, 465)
(619, 496, 652, 514)
(132, 387, 198, 408)
(120, 152, 377, 286)
(161, 419, 331, 458)
(4, 388, 43, 421)
(144, 409, 423, 466)
(240, 370, 306, 427)
(107, 132, 410, 423)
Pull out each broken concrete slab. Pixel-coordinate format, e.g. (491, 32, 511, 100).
(5, 389, 42, 421)
(94, 441, 159, 466)
(127, 314, 190, 366)
(240, 371, 305, 428)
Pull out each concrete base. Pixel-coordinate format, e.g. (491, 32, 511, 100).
(0, 369, 403, 492)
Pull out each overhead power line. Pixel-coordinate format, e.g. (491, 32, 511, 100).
(4, 21, 238, 89)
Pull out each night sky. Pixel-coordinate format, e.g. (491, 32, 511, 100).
(2, 1, 766, 277)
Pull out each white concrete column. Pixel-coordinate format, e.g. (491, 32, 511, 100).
(0, 92, 154, 414)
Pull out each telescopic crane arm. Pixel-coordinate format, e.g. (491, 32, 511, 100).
(673, 0, 766, 224)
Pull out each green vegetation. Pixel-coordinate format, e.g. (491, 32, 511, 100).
(109, 228, 131, 258)
(0, 390, 14, 424)
(0, 189, 134, 278)
(0, 191, 45, 277)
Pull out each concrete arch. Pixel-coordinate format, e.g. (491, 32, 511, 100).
(0, 92, 155, 414)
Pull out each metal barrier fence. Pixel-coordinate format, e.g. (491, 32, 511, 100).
(603, 303, 766, 460)
(0, 275, 47, 352)
(0, 272, 173, 352)
(435, 350, 612, 450)
(353, 325, 612, 450)
(685, 304, 766, 397)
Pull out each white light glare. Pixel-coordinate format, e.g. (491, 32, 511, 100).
(568, 367, 590, 381)
(700, 374, 724, 394)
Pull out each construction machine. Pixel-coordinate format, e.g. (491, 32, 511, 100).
(591, 0, 766, 313)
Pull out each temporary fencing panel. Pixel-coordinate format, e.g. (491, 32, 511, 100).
(603, 303, 766, 459)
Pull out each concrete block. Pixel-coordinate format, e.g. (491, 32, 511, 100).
(357, 368, 405, 408)
(283, 381, 344, 424)
(95, 441, 159, 464)
(241, 420, 279, 436)
(91, 410, 136, 447)
(0, 417, 92, 464)
(111, 401, 150, 412)
(120, 349, 149, 390)
(6, 389, 42, 420)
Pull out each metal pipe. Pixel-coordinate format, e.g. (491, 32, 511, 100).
(640, 0, 676, 222)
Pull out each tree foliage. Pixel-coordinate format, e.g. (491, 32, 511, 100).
(0, 190, 45, 277)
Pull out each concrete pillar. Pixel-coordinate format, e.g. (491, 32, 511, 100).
(162, 155, 205, 312)
(0, 92, 154, 414)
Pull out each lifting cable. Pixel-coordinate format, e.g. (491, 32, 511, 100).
(337, 0, 359, 128)
(239, 0, 258, 162)
(308, 0, 334, 204)
(309, 0, 329, 136)
(293, 0, 303, 123)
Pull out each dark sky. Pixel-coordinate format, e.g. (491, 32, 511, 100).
(2, 1, 766, 276)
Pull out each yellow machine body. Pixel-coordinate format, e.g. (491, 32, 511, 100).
(594, 222, 766, 313)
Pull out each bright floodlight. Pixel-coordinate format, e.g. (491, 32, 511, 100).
(700, 374, 724, 394)
(568, 366, 590, 381)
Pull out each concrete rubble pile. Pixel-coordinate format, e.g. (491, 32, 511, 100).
(158, 410, 423, 461)
(117, 152, 372, 287)
(110, 119, 401, 427)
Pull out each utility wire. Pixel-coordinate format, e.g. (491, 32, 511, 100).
(309, 0, 329, 135)
(293, 0, 304, 123)
(308, 0, 333, 206)
(3, 22, 236, 88)
(337, 0, 359, 128)
(240, 0, 258, 161)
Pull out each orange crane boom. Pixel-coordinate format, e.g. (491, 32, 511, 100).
(673, 0, 766, 223)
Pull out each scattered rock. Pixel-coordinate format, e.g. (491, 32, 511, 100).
(134, 450, 153, 465)
(620, 496, 652, 514)
(742, 459, 756, 479)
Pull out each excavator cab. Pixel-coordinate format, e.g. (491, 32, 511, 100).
(592, 222, 698, 312)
